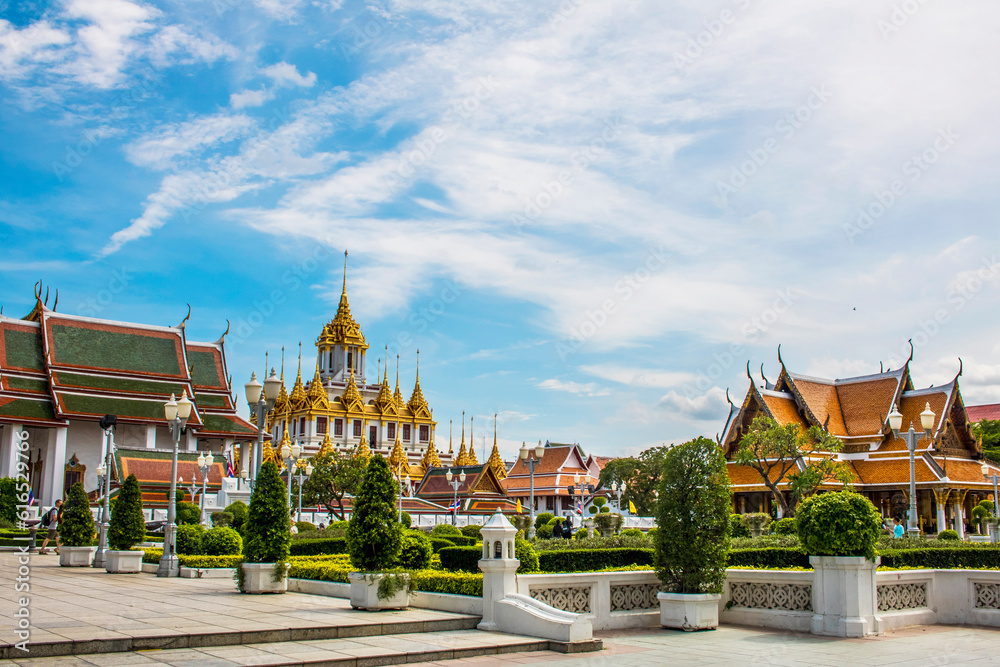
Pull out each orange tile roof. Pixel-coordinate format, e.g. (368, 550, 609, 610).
(967, 403, 1000, 422)
(760, 392, 807, 428)
(506, 445, 587, 476)
(878, 392, 949, 452)
(790, 378, 847, 435)
(836, 377, 900, 436)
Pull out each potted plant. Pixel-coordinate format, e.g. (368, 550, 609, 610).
(59, 482, 97, 567)
(742, 512, 772, 538)
(105, 474, 146, 573)
(654, 437, 731, 631)
(239, 462, 291, 593)
(346, 456, 408, 610)
(796, 490, 883, 637)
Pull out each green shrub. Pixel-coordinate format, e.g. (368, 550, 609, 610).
(593, 513, 622, 536)
(588, 497, 607, 515)
(108, 474, 145, 550)
(728, 547, 809, 568)
(536, 518, 557, 540)
(202, 527, 243, 556)
(180, 554, 243, 568)
(796, 491, 881, 560)
(439, 546, 481, 572)
(296, 521, 317, 533)
(142, 548, 163, 563)
(937, 529, 960, 541)
(409, 570, 482, 596)
(397, 531, 433, 570)
(621, 528, 643, 538)
(225, 501, 249, 532)
(515, 538, 539, 572)
(400, 511, 412, 528)
(646, 527, 658, 542)
(444, 535, 477, 547)
(532, 535, 652, 551)
(771, 517, 797, 536)
(573, 527, 588, 539)
(176, 524, 207, 555)
(535, 513, 555, 530)
(329, 520, 350, 531)
(729, 514, 751, 538)
(210, 511, 233, 528)
(429, 537, 456, 553)
(431, 524, 462, 537)
(289, 536, 348, 555)
(461, 524, 482, 539)
(655, 437, 731, 594)
(732, 535, 801, 550)
(879, 547, 1000, 569)
(58, 482, 95, 547)
(538, 548, 654, 572)
(346, 456, 401, 571)
(510, 514, 532, 534)
(176, 502, 201, 525)
(742, 512, 772, 537)
(243, 462, 291, 567)
(0, 477, 22, 525)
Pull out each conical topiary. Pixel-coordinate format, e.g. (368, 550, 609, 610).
(59, 482, 96, 547)
(243, 462, 291, 566)
(347, 455, 402, 571)
(108, 474, 146, 550)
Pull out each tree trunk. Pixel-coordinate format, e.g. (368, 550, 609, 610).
(762, 478, 791, 517)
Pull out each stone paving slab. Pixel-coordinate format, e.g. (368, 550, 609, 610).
(1, 630, 550, 667)
(0, 554, 476, 660)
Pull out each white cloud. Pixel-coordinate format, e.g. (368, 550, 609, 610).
(262, 61, 317, 88)
(658, 386, 730, 422)
(0, 19, 71, 80)
(124, 114, 256, 169)
(537, 379, 610, 397)
(147, 25, 238, 67)
(230, 88, 274, 109)
(59, 0, 159, 88)
(580, 365, 698, 389)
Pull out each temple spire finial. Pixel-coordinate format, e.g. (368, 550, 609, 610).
(342, 250, 348, 297)
(449, 419, 453, 454)
(280, 346, 285, 381)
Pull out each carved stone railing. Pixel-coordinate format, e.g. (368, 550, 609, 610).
(729, 581, 812, 611)
(974, 582, 1000, 609)
(529, 586, 591, 613)
(609, 583, 659, 611)
(877, 582, 927, 611)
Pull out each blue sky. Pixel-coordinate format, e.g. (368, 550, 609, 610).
(3, 0, 1000, 460)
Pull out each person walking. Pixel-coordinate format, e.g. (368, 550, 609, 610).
(37, 500, 62, 555)
(552, 517, 564, 539)
(562, 517, 573, 539)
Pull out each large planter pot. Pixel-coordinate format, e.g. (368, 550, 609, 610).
(657, 592, 721, 631)
(104, 550, 143, 574)
(809, 555, 883, 638)
(60, 546, 97, 567)
(349, 572, 411, 611)
(241, 562, 289, 594)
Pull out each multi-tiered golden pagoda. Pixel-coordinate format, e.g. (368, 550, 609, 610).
(263, 252, 450, 480)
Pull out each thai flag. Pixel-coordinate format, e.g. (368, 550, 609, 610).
(225, 455, 236, 478)
(576, 500, 583, 515)
(448, 499, 461, 511)
(27, 489, 34, 506)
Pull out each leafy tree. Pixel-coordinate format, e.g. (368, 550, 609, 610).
(654, 437, 731, 594)
(972, 500, 994, 534)
(302, 450, 367, 521)
(346, 455, 402, 571)
(973, 419, 1000, 465)
(243, 462, 291, 566)
(108, 474, 145, 550)
(59, 482, 95, 547)
(789, 456, 856, 501)
(0, 477, 22, 525)
(796, 491, 881, 560)
(598, 447, 669, 516)
(734, 415, 845, 517)
(224, 501, 248, 532)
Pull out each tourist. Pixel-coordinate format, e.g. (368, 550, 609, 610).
(552, 517, 564, 539)
(562, 517, 573, 539)
(893, 517, 904, 539)
(37, 499, 62, 555)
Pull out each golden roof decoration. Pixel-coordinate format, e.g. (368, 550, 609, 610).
(318, 431, 333, 456)
(375, 350, 397, 415)
(466, 414, 479, 464)
(307, 365, 330, 410)
(340, 370, 364, 413)
(487, 414, 506, 480)
(455, 411, 470, 465)
(421, 437, 442, 469)
(393, 354, 405, 410)
(354, 434, 371, 460)
(407, 349, 430, 416)
(389, 433, 410, 477)
(289, 343, 309, 411)
(317, 251, 369, 350)
(273, 350, 289, 417)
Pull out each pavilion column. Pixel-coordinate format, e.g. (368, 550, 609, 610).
(185, 430, 197, 452)
(239, 440, 250, 474)
(145, 424, 157, 449)
(933, 489, 949, 533)
(42, 427, 67, 506)
(952, 498, 965, 538)
(1, 423, 23, 479)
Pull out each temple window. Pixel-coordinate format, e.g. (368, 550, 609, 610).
(419, 425, 429, 441)
(369, 425, 377, 445)
(347, 351, 353, 371)
(403, 424, 411, 442)
(388, 423, 396, 440)
(317, 417, 328, 435)
(353, 420, 362, 437)
(299, 417, 306, 435)
(334, 419, 343, 436)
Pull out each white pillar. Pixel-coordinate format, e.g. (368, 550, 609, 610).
(1, 423, 22, 478)
(936, 502, 947, 534)
(186, 430, 197, 452)
(239, 439, 250, 475)
(145, 424, 157, 449)
(953, 501, 965, 539)
(42, 427, 67, 506)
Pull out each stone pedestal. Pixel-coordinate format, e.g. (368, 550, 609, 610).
(657, 592, 721, 631)
(810, 556, 883, 638)
(349, 572, 410, 610)
(104, 550, 143, 573)
(241, 562, 288, 594)
(60, 546, 97, 567)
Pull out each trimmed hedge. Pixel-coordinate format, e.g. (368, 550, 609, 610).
(286, 560, 484, 596)
(181, 555, 243, 568)
(728, 547, 809, 569)
(431, 524, 463, 538)
(202, 527, 243, 556)
(538, 548, 654, 572)
(397, 531, 433, 570)
(289, 536, 348, 556)
(445, 535, 477, 547)
(176, 524, 206, 555)
(439, 546, 481, 572)
(879, 548, 1000, 569)
(460, 525, 482, 539)
(429, 537, 456, 553)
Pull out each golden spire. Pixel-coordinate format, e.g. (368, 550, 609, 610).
(421, 436, 442, 469)
(289, 343, 307, 411)
(487, 414, 506, 480)
(393, 353, 404, 409)
(375, 346, 396, 413)
(318, 430, 333, 456)
(449, 419, 453, 454)
(317, 250, 368, 350)
(341, 370, 364, 412)
(307, 364, 330, 410)
(467, 414, 478, 464)
(407, 349, 429, 414)
(389, 431, 410, 477)
(455, 411, 469, 465)
(354, 433, 371, 460)
(274, 347, 289, 414)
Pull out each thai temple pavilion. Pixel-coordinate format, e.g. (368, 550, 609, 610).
(721, 348, 1000, 536)
(0, 285, 257, 509)
(257, 254, 509, 489)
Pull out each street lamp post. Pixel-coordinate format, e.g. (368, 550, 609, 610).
(293, 460, 314, 522)
(244, 370, 282, 481)
(196, 452, 214, 525)
(981, 462, 1000, 543)
(92, 414, 116, 569)
(610, 481, 627, 513)
(445, 468, 466, 526)
(518, 440, 546, 538)
(889, 402, 935, 538)
(280, 441, 302, 510)
(158, 390, 193, 577)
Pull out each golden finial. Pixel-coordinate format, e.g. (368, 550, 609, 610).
(449, 419, 453, 454)
(342, 250, 348, 297)
(394, 353, 404, 409)
(422, 436, 442, 469)
(487, 413, 506, 480)
(389, 431, 410, 477)
(318, 431, 333, 456)
(354, 432, 371, 460)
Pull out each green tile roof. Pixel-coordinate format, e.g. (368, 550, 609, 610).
(57, 392, 188, 422)
(0, 396, 58, 421)
(187, 349, 224, 388)
(52, 371, 187, 396)
(200, 413, 257, 436)
(50, 323, 182, 376)
(4, 329, 45, 371)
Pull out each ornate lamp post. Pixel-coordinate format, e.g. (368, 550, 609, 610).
(610, 481, 627, 513)
(158, 390, 193, 577)
(889, 401, 935, 538)
(196, 452, 214, 525)
(92, 414, 116, 568)
(445, 468, 466, 525)
(280, 441, 302, 509)
(293, 460, 314, 522)
(982, 462, 1000, 543)
(244, 370, 282, 481)
(518, 440, 546, 538)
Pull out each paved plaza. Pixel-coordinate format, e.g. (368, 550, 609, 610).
(3, 554, 1000, 667)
